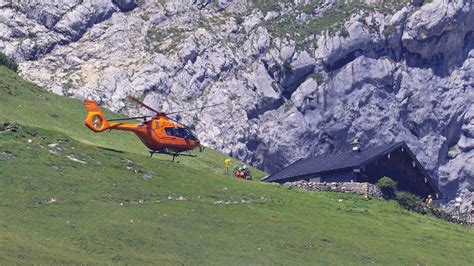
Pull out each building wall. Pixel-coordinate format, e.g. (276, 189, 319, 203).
(361, 148, 438, 198)
(299, 170, 355, 183)
(320, 170, 356, 183)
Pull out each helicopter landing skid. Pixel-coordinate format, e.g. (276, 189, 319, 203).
(149, 150, 197, 162)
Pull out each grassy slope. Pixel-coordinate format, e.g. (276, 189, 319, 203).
(0, 66, 473, 264)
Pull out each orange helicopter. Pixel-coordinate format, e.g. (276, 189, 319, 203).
(84, 96, 221, 160)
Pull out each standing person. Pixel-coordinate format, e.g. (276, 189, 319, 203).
(224, 159, 233, 174)
(470, 201, 474, 223)
(425, 195, 433, 205)
(454, 194, 462, 217)
(242, 165, 251, 180)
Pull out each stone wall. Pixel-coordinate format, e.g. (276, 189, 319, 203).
(284, 181, 382, 199)
(405, 201, 473, 227)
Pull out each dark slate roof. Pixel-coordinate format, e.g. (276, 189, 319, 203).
(264, 142, 406, 183)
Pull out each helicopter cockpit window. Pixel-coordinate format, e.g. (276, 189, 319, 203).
(176, 128, 190, 139)
(165, 127, 197, 140)
(183, 128, 197, 141)
(175, 128, 185, 138)
(164, 127, 176, 137)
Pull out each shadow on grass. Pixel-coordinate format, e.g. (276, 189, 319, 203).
(97, 147, 125, 153)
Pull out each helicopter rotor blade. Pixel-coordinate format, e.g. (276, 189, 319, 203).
(166, 115, 187, 128)
(167, 103, 224, 115)
(167, 114, 200, 137)
(108, 116, 150, 122)
(127, 96, 161, 114)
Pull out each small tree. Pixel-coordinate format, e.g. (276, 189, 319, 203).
(0, 52, 18, 72)
(376, 176, 397, 199)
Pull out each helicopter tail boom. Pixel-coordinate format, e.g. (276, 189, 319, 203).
(84, 100, 111, 132)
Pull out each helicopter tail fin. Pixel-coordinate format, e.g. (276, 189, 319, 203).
(84, 99, 110, 132)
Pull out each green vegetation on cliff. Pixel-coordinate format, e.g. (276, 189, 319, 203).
(0, 52, 18, 72)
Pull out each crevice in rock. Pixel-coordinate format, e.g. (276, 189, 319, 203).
(323, 47, 400, 74)
(280, 65, 315, 99)
(401, 30, 474, 77)
(399, 107, 417, 138)
(438, 111, 464, 165)
(246, 139, 260, 151)
(403, 49, 452, 77)
(112, 0, 138, 12)
(326, 49, 363, 72)
(462, 30, 474, 60)
(438, 177, 461, 204)
(261, 59, 275, 79)
(245, 97, 285, 120)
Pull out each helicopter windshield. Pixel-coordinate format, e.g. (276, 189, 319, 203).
(165, 127, 197, 141)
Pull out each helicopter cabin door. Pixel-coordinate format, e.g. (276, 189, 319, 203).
(162, 127, 189, 148)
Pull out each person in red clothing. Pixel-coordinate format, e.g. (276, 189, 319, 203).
(234, 164, 252, 180)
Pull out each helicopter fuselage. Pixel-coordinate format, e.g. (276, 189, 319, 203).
(129, 116, 200, 152)
(84, 100, 200, 154)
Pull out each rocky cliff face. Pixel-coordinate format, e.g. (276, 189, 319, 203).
(1, 0, 472, 210)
